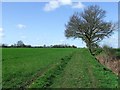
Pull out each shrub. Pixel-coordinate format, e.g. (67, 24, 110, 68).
(94, 48, 103, 55)
(114, 48, 120, 59)
(102, 45, 116, 61)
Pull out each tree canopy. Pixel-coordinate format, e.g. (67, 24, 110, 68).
(65, 5, 116, 55)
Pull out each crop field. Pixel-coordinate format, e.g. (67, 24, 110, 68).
(2, 48, 118, 88)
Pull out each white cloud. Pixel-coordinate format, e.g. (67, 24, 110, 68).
(43, 0, 60, 11)
(43, 0, 84, 11)
(17, 24, 26, 29)
(72, 2, 85, 9)
(0, 27, 3, 32)
(59, 0, 72, 5)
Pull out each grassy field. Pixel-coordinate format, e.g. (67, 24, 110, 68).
(2, 48, 118, 88)
(2, 48, 76, 88)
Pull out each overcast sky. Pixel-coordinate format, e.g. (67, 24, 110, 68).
(1, 0, 118, 48)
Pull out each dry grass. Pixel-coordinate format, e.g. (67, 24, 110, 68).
(96, 54, 120, 75)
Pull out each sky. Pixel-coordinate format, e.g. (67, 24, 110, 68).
(1, 0, 118, 48)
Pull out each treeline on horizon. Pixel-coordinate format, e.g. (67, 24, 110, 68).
(1, 40, 77, 48)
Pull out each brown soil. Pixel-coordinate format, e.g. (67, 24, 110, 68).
(96, 55, 120, 76)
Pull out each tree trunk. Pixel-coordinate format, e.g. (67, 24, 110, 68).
(88, 47, 92, 55)
(86, 41, 95, 56)
(88, 46, 95, 56)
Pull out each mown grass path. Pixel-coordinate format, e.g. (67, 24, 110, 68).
(50, 49, 118, 88)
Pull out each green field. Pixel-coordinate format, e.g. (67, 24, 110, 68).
(2, 48, 118, 88)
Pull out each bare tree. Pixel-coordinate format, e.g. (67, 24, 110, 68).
(17, 40, 25, 47)
(65, 5, 116, 55)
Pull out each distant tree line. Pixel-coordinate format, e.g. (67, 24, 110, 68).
(1, 40, 77, 48)
(50, 44, 77, 48)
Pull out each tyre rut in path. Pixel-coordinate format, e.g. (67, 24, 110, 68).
(19, 63, 56, 88)
(24, 52, 74, 88)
